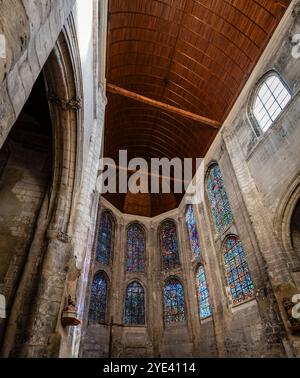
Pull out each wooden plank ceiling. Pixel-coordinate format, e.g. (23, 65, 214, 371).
(104, 0, 290, 217)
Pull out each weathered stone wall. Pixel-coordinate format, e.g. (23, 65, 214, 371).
(0, 0, 76, 148)
(81, 200, 216, 358)
(0, 116, 51, 286)
(0, 0, 107, 358)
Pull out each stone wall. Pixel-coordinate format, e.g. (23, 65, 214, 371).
(81, 199, 217, 358)
(0, 0, 107, 358)
(0, 0, 76, 149)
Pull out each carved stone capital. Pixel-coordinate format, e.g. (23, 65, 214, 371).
(47, 93, 82, 111)
(98, 83, 108, 106)
(57, 231, 72, 244)
(47, 229, 72, 243)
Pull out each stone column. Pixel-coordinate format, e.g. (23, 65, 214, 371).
(21, 230, 73, 358)
(110, 216, 125, 356)
(195, 203, 226, 357)
(177, 213, 198, 355)
(148, 221, 162, 357)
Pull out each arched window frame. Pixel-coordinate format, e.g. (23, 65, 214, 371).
(124, 280, 146, 326)
(222, 235, 254, 306)
(126, 222, 146, 273)
(185, 204, 202, 259)
(163, 276, 186, 325)
(206, 163, 234, 235)
(95, 209, 115, 266)
(249, 70, 292, 136)
(159, 219, 181, 270)
(88, 271, 109, 325)
(195, 264, 212, 320)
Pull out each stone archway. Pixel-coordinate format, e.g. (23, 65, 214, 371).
(275, 177, 300, 291)
(0, 20, 83, 358)
(291, 200, 300, 264)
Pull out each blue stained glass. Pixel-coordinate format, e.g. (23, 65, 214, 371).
(186, 205, 201, 258)
(124, 282, 145, 325)
(207, 164, 233, 234)
(224, 236, 254, 305)
(127, 223, 145, 272)
(88, 272, 108, 324)
(196, 266, 212, 319)
(160, 221, 180, 269)
(164, 278, 185, 324)
(96, 211, 113, 265)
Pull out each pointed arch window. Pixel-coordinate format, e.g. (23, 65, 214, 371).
(160, 220, 180, 269)
(164, 278, 185, 324)
(196, 266, 212, 319)
(224, 236, 254, 305)
(88, 272, 108, 324)
(124, 281, 145, 325)
(126, 223, 145, 272)
(207, 164, 233, 234)
(186, 205, 201, 258)
(96, 211, 113, 265)
(252, 73, 291, 133)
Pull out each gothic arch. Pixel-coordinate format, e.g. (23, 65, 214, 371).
(94, 208, 115, 266)
(125, 222, 146, 273)
(163, 276, 186, 325)
(88, 271, 110, 324)
(195, 263, 212, 319)
(275, 175, 300, 270)
(246, 70, 292, 137)
(124, 280, 146, 325)
(205, 162, 234, 236)
(43, 21, 84, 233)
(221, 235, 254, 306)
(158, 218, 181, 270)
(0, 18, 84, 357)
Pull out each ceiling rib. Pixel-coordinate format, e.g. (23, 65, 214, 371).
(107, 83, 221, 128)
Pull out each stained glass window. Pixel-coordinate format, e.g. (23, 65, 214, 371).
(126, 223, 145, 272)
(224, 236, 254, 305)
(186, 205, 201, 258)
(253, 74, 291, 133)
(88, 272, 108, 324)
(96, 211, 113, 265)
(160, 220, 180, 269)
(196, 266, 212, 319)
(124, 281, 145, 325)
(207, 164, 233, 234)
(164, 278, 185, 324)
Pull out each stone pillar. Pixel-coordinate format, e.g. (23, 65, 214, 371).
(195, 203, 226, 357)
(148, 221, 163, 357)
(20, 230, 73, 358)
(177, 214, 198, 355)
(110, 216, 125, 356)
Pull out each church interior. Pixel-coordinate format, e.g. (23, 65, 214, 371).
(0, 0, 300, 358)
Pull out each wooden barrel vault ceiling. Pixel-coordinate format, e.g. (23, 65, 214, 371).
(104, 0, 290, 217)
